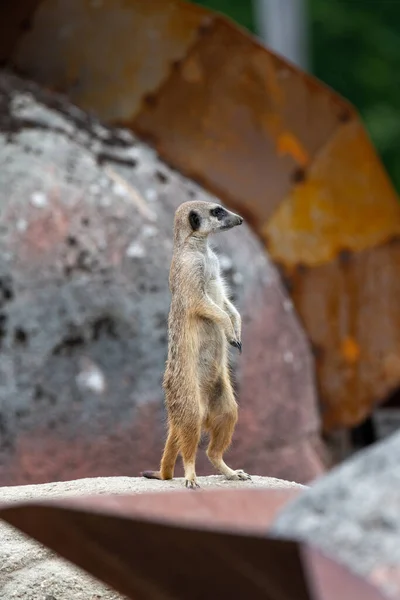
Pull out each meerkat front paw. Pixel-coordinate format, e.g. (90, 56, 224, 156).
(185, 477, 200, 490)
(226, 469, 251, 481)
(229, 339, 242, 353)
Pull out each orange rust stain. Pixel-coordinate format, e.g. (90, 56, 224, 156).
(340, 336, 360, 364)
(277, 131, 309, 167)
(264, 119, 400, 270)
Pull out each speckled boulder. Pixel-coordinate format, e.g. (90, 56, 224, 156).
(0, 71, 323, 485)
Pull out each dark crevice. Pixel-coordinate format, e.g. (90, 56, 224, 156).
(0, 313, 7, 347)
(0, 276, 14, 303)
(143, 94, 157, 108)
(14, 327, 28, 346)
(66, 235, 77, 247)
(52, 315, 119, 356)
(0, 413, 7, 436)
(64, 249, 97, 277)
(96, 151, 137, 168)
(34, 384, 57, 406)
(351, 416, 377, 451)
(91, 316, 118, 341)
(52, 327, 85, 356)
(291, 167, 306, 184)
(155, 170, 169, 184)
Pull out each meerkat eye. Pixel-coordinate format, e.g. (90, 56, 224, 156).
(189, 210, 201, 231)
(210, 206, 226, 219)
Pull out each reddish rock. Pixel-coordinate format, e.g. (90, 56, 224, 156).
(0, 72, 323, 486)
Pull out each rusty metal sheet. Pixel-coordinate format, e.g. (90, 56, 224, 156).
(265, 119, 400, 268)
(3, 0, 400, 430)
(133, 17, 349, 229)
(0, 488, 388, 600)
(288, 238, 400, 429)
(9, 0, 209, 120)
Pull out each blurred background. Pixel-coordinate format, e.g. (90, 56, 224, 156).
(195, 0, 400, 193)
(0, 0, 399, 487)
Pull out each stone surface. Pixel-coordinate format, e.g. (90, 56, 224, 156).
(0, 70, 323, 486)
(0, 475, 304, 600)
(271, 431, 400, 598)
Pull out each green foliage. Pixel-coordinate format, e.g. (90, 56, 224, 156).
(193, 0, 255, 33)
(193, 0, 400, 192)
(310, 0, 400, 192)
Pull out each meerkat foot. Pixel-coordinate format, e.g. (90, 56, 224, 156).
(226, 469, 251, 481)
(185, 477, 200, 490)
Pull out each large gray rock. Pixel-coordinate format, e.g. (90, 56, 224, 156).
(0, 70, 322, 486)
(271, 431, 400, 598)
(0, 475, 303, 599)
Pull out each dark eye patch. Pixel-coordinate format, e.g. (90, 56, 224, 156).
(210, 206, 226, 220)
(189, 210, 201, 231)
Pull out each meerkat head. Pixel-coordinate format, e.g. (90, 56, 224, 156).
(175, 201, 243, 241)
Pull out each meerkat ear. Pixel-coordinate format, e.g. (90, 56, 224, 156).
(189, 210, 201, 231)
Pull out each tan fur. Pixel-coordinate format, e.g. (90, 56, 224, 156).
(142, 201, 251, 488)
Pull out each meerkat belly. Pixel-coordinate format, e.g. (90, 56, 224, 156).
(198, 275, 226, 384)
(198, 317, 224, 365)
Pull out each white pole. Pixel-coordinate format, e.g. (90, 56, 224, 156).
(253, 0, 310, 71)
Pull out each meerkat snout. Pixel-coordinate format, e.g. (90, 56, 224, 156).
(187, 202, 244, 237)
(209, 205, 243, 231)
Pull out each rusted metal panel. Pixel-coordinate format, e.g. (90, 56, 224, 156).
(0, 489, 389, 600)
(133, 17, 350, 230)
(265, 120, 400, 268)
(4, 0, 400, 430)
(10, 0, 209, 120)
(289, 238, 400, 429)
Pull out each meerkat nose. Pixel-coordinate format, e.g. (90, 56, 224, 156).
(238, 216, 243, 224)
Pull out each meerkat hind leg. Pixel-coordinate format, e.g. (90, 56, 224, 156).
(206, 381, 251, 481)
(160, 426, 180, 479)
(178, 422, 201, 489)
(142, 426, 179, 481)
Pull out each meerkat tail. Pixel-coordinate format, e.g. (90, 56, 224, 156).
(141, 470, 162, 480)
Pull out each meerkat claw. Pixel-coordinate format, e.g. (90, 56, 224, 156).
(236, 469, 251, 480)
(226, 469, 251, 481)
(230, 340, 242, 353)
(185, 478, 200, 490)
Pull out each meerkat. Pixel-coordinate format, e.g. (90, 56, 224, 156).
(142, 200, 251, 489)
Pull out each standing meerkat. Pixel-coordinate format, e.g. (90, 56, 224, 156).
(142, 200, 251, 489)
